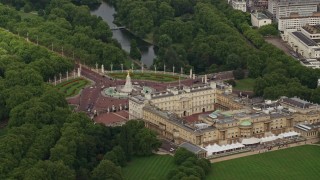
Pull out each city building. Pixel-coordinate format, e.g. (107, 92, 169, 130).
(248, 0, 269, 12)
(251, 12, 272, 28)
(129, 82, 217, 120)
(278, 12, 320, 31)
(129, 80, 320, 147)
(294, 123, 320, 138)
(232, 0, 247, 12)
(299, 59, 320, 69)
(282, 24, 320, 59)
(268, 0, 320, 22)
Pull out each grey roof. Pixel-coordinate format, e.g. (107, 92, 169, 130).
(252, 12, 269, 20)
(179, 142, 206, 154)
(295, 124, 318, 132)
(282, 97, 313, 109)
(216, 118, 238, 124)
(292, 31, 318, 46)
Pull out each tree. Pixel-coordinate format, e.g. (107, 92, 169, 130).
(23, 3, 32, 13)
(112, 146, 126, 166)
(196, 158, 211, 175)
(135, 128, 161, 156)
(129, 40, 141, 60)
(157, 2, 174, 24)
(128, 7, 154, 37)
(24, 160, 75, 180)
(233, 68, 245, 80)
(91, 160, 123, 180)
(258, 24, 278, 36)
(158, 34, 172, 48)
(174, 148, 196, 165)
(311, 88, 320, 103)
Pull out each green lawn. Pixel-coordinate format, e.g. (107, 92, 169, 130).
(234, 78, 255, 91)
(122, 155, 175, 180)
(123, 146, 320, 180)
(108, 72, 184, 82)
(55, 78, 89, 97)
(208, 145, 320, 180)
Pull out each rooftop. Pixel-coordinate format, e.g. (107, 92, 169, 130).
(143, 105, 214, 133)
(302, 24, 320, 34)
(291, 31, 318, 46)
(179, 142, 206, 154)
(240, 120, 252, 126)
(281, 97, 315, 109)
(252, 12, 270, 20)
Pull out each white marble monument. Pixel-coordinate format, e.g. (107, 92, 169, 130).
(121, 70, 133, 93)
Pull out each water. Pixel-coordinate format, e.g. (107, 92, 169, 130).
(91, 1, 156, 67)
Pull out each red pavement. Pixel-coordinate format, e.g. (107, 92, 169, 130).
(183, 110, 215, 123)
(94, 111, 127, 125)
(67, 65, 234, 126)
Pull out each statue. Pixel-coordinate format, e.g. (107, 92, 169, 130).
(121, 70, 133, 93)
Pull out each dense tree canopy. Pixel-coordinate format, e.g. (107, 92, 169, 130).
(0, 0, 127, 69)
(167, 148, 211, 180)
(0, 27, 160, 179)
(110, 0, 320, 102)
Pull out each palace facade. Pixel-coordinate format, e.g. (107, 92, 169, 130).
(129, 81, 320, 146)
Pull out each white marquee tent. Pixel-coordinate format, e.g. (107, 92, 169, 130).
(241, 137, 261, 145)
(205, 143, 245, 156)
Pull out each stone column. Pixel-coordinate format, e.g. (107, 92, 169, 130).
(54, 76, 57, 86)
(110, 64, 113, 72)
(201, 77, 204, 83)
(101, 65, 105, 74)
(205, 74, 208, 84)
(193, 74, 195, 80)
(96, 63, 98, 72)
(121, 64, 123, 73)
(66, 71, 69, 81)
(190, 69, 192, 79)
(141, 62, 144, 73)
(73, 70, 76, 79)
(59, 73, 62, 83)
(154, 65, 157, 74)
(173, 66, 175, 75)
(164, 64, 166, 74)
(181, 67, 183, 75)
(77, 68, 81, 77)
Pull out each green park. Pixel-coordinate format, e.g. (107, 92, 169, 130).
(108, 72, 185, 82)
(123, 145, 320, 180)
(55, 78, 90, 97)
(234, 78, 255, 91)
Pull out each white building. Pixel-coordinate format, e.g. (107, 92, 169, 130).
(268, 0, 277, 17)
(129, 82, 217, 120)
(278, 12, 320, 31)
(300, 59, 320, 69)
(283, 28, 320, 59)
(268, 0, 320, 21)
(232, 0, 247, 12)
(251, 12, 272, 28)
